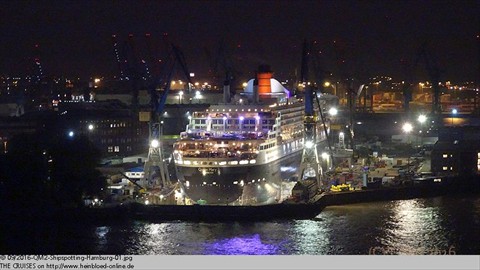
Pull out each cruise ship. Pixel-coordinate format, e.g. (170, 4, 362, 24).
(172, 67, 329, 205)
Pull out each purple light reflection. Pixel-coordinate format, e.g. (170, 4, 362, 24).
(203, 234, 279, 255)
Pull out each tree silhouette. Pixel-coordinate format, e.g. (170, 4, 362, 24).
(1, 132, 106, 211)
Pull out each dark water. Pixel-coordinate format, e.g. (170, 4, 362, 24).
(2, 194, 479, 255)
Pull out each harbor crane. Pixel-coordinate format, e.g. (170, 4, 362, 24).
(414, 42, 442, 114)
(298, 40, 334, 189)
(142, 44, 192, 196)
(111, 34, 152, 110)
(204, 39, 240, 102)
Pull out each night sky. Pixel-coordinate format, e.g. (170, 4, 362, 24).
(0, 0, 478, 82)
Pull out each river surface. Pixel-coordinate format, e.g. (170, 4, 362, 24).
(2, 194, 479, 255)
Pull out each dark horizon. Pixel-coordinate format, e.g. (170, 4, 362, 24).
(0, 0, 478, 82)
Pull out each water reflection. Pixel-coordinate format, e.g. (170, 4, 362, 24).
(3, 196, 478, 254)
(204, 234, 278, 255)
(95, 226, 110, 250)
(380, 199, 451, 254)
(287, 220, 332, 254)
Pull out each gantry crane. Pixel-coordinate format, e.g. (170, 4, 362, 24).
(111, 34, 152, 111)
(414, 42, 442, 114)
(298, 40, 334, 188)
(142, 44, 192, 194)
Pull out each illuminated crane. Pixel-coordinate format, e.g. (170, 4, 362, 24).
(142, 44, 192, 194)
(298, 41, 323, 187)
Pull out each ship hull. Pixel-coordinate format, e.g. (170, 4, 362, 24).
(176, 150, 303, 205)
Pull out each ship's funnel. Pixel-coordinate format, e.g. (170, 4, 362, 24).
(253, 77, 259, 104)
(257, 65, 273, 94)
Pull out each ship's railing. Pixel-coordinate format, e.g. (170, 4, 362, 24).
(180, 151, 258, 160)
(175, 157, 258, 166)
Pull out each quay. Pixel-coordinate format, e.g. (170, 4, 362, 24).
(44, 176, 478, 224)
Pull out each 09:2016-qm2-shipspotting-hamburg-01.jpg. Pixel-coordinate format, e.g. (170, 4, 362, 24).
(173, 67, 331, 205)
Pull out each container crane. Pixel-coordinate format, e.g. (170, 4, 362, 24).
(414, 42, 442, 114)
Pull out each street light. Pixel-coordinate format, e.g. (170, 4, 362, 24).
(402, 122, 413, 171)
(328, 107, 338, 116)
(321, 152, 331, 170)
(194, 90, 201, 103)
(179, 91, 184, 104)
(402, 122, 413, 144)
(324, 81, 337, 95)
(417, 114, 427, 146)
(451, 108, 457, 126)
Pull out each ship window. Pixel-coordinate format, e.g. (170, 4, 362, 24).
(442, 166, 448, 171)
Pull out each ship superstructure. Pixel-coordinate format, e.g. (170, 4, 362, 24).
(173, 67, 329, 205)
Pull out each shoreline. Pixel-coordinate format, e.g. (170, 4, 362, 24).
(2, 177, 479, 224)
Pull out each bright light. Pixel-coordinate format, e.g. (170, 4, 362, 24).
(145, 200, 149, 205)
(305, 140, 314, 149)
(188, 115, 192, 120)
(68, 131, 74, 137)
(239, 116, 244, 121)
(328, 107, 338, 116)
(418, 115, 427, 124)
(94, 78, 101, 83)
(242, 82, 248, 88)
(402, 123, 413, 133)
(189, 73, 195, 77)
(321, 152, 329, 159)
(151, 139, 159, 148)
(339, 132, 344, 137)
(452, 108, 458, 114)
(88, 124, 94, 130)
(324, 81, 331, 87)
(179, 91, 184, 96)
